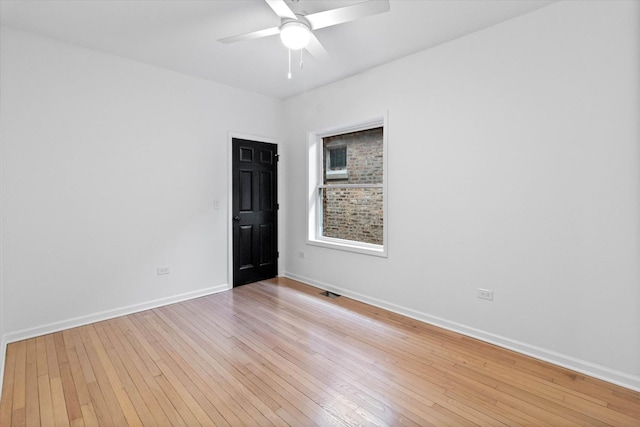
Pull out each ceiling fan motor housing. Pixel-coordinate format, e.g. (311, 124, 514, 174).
(279, 19, 311, 50)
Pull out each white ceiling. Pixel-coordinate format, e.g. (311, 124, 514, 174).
(0, 0, 556, 99)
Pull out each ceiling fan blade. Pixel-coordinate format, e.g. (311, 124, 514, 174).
(265, 0, 297, 20)
(305, 0, 390, 30)
(218, 26, 280, 44)
(304, 33, 331, 61)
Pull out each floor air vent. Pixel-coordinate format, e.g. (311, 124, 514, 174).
(321, 290, 341, 299)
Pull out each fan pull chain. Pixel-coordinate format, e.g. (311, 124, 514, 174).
(300, 49, 304, 69)
(287, 48, 292, 79)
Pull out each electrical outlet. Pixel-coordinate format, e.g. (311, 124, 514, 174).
(298, 251, 305, 259)
(477, 288, 493, 301)
(157, 266, 170, 275)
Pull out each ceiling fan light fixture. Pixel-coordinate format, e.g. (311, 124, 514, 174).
(279, 21, 311, 50)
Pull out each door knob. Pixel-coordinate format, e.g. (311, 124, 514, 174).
(233, 216, 240, 221)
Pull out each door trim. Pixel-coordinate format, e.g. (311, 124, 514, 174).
(227, 131, 280, 289)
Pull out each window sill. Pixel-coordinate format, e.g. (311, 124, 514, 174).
(326, 170, 349, 180)
(307, 236, 387, 258)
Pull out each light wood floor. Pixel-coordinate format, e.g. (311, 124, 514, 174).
(1, 278, 639, 426)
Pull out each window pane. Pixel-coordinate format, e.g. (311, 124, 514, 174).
(329, 147, 346, 170)
(321, 187, 383, 245)
(323, 127, 383, 185)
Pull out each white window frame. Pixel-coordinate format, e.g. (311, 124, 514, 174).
(307, 114, 388, 257)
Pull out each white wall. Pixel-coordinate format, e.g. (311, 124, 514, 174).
(0, 26, 282, 345)
(283, 1, 640, 390)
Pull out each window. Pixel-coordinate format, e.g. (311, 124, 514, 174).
(325, 143, 348, 180)
(308, 115, 388, 256)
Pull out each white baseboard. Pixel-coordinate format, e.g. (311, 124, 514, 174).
(284, 271, 640, 393)
(2, 284, 229, 347)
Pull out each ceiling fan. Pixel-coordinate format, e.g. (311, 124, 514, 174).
(219, 0, 390, 78)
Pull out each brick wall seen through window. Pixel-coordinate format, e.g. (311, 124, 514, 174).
(321, 127, 383, 245)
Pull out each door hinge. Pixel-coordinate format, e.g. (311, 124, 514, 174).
(277, 203, 280, 210)
(277, 251, 280, 258)
(275, 154, 280, 162)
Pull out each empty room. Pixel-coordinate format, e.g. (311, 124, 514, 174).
(1, 0, 639, 425)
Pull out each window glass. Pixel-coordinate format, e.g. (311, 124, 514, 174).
(329, 147, 346, 170)
(320, 127, 384, 245)
(321, 187, 383, 245)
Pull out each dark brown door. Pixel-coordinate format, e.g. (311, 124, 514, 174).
(232, 138, 278, 286)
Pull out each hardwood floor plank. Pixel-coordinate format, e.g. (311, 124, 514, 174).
(35, 337, 48, 380)
(608, 393, 640, 419)
(26, 340, 42, 426)
(11, 340, 27, 420)
(85, 381, 113, 427)
(49, 376, 70, 427)
(65, 345, 91, 408)
(43, 335, 60, 382)
(1, 277, 639, 426)
(11, 407, 25, 427)
(1, 342, 18, 427)
(37, 374, 54, 427)
(79, 402, 100, 427)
